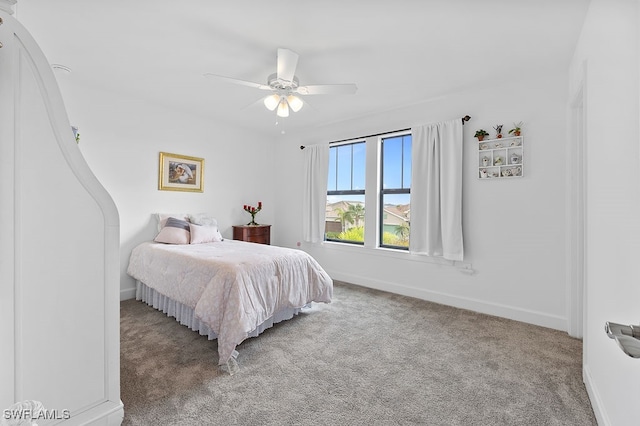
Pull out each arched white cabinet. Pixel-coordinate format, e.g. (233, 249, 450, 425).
(0, 1, 123, 424)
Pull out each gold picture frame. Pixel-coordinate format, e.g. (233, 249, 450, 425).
(158, 152, 204, 192)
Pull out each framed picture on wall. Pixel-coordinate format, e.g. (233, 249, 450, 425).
(158, 152, 204, 192)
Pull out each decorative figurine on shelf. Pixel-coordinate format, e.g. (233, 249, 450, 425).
(479, 169, 488, 178)
(494, 142, 503, 148)
(493, 124, 503, 138)
(494, 156, 503, 166)
(480, 143, 489, 150)
(508, 121, 523, 136)
(243, 201, 262, 226)
(510, 153, 520, 164)
(510, 140, 520, 147)
(482, 156, 489, 166)
(475, 129, 489, 141)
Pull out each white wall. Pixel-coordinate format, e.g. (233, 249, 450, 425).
(53, 36, 578, 338)
(55, 81, 278, 299)
(569, 1, 640, 425)
(273, 71, 571, 331)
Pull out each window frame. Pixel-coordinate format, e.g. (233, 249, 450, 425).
(325, 140, 366, 245)
(379, 133, 411, 250)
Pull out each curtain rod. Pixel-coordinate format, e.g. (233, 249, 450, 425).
(300, 115, 470, 149)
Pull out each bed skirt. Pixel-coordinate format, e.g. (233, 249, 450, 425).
(135, 280, 307, 341)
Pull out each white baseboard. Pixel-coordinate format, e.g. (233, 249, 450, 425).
(328, 269, 568, 331)
(120, 287, 136, 301)
(583, 364, 608, 426)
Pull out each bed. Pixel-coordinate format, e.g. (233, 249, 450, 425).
(126, 214, 333, 372)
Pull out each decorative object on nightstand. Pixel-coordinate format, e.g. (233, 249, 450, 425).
(233, 224, 271, 245)
(243, 201, 262, 225)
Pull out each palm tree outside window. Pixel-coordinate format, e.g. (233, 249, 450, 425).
(326, 141, 365, 244)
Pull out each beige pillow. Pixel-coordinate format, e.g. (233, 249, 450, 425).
(189, 223, 223, 244)
(154, 217, 190, 244)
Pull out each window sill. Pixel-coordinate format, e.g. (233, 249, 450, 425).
(316, 240, 473, 272)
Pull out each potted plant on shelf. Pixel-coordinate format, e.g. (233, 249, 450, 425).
(493, 124, 503, 138)
(508, 121, 523, 136)
(474, 129, 489, 141)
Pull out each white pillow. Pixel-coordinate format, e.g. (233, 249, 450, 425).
(154, 217, 190, 244)
(188, 213, 218, 227)
(189, 223, 223, 244)
(156, 213, 190, 232)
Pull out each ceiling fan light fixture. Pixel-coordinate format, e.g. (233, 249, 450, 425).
(276, 99, 290, 117)
(263, 94, 280, 111)
(206, 48, 356, 120)
(287, 95, 303, 112)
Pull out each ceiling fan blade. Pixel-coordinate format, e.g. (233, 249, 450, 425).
(203, 73, 271, 90)
(296, 83, 358, 95)
(239, 96, 270, 110)
(276, 48, 299, 83)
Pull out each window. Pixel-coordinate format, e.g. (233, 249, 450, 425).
(380, 134, 411, 249)
(322, 122, 462, 257)
(326, 141, 366, 244)
(324, 132, 411, 250)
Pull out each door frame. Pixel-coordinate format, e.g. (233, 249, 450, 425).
(566, 63, 587, 340)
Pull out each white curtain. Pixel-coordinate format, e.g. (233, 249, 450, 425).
(302, 144, 329, 243)
(409, 119, 464, 261)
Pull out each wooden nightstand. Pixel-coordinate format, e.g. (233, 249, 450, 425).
(232, 224, 271, 245)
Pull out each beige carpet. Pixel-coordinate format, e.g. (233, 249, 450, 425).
(120, 281, 596, 425)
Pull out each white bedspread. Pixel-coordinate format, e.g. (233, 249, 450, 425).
(127, 240, 333, 365)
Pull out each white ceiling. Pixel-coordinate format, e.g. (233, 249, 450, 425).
(15, 0, 590, 136)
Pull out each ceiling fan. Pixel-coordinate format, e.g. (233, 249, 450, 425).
(204, 48, 358, 118)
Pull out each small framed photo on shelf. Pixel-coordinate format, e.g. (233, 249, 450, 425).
(158, 152, 204, 192)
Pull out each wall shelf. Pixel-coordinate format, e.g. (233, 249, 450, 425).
(478, 135, 523, 179)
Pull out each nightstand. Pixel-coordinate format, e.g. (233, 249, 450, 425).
(232, 224, 271, 245)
